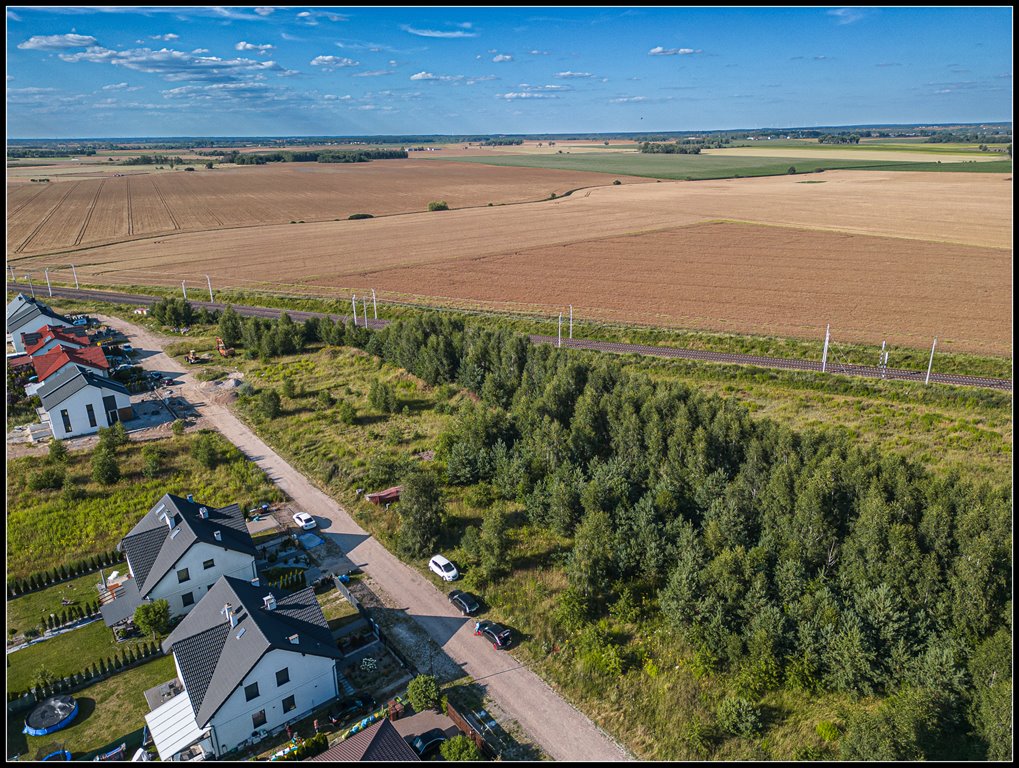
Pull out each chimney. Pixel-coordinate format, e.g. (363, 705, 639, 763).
(163, 512, 176, 530)
(288, 633, 299, 645)
(187, 494, 194, 502)
(213, 530, 222, 542)
(199, 507, 209, 519)
(222, 603, 235, 627)
(251, 577, 260, 588)
(263, 595, 276, 611)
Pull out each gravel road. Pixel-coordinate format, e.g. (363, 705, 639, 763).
(99, 314, 632, 762)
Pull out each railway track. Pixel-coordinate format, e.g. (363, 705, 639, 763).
(6, 282, 1011, 392)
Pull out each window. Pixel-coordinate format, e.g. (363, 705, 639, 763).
(177, 568, 190, 584)
(60, 409, 72, 434)
(203, 559, 215, 570)
(245, 682, 259, 702)
(86, 403, 97, 428)
(181, 591, 194, 607)
(276, 668, 290, 687)
(282, 695, 296, 714)
(252, 710, 266, 729)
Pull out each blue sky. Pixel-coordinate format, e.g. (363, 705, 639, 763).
(6, 6, 1013, 138)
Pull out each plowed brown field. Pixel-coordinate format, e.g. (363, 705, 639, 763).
(6, 160, 651, 255)
(10, 170, 1011, 354)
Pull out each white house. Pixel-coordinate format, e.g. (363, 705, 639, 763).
(25, 345, 110, 396)
(146, 576, 344, 760)
(37, 364, 134, 440)
(101, 494, 259, 626)
(6, 295, 75, 352)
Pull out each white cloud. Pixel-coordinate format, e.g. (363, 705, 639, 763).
(492, 54, 513, 62)
(59, 45, 291, 83)
(410, 71, 464, 82)
(467, 75, 498, 84)
(401, 25, 478, 39)
(323, 94, 353, 101)
(610, 96, 647, 103)
(554, 71, 593, 78)
(18, 33, 98, 50)
(528, 49, 549, 55)
(7, 9, 21, 21)
(151, 33, 179, 42)
(297, 10, 347, 26)
(353, 69, 395, 78)
(309, 55, 359, 70)
(254, 6, 275, 15)
(281, 32, 301, 41)
(236, 41, 275, 54)
(499, 91, 559, 99)
(192, 48, 209, 54)
(648, 46, 702, 56)
(101, 82, 140, 91)
(828, 8, 865, 25)
(518, 83, 570, 92)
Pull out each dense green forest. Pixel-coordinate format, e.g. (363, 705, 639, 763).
(214, 148, 408, 164)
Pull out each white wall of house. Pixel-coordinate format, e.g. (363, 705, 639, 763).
(27, 361, 106, 397)
(206, 647, 339, 756)
(10, 318, 74, 352)
(45, 384, 132, 439)
(145, 543, 257, 617)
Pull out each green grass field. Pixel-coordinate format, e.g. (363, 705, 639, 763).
(6, 432, 282, 580)
(6, 572, 102, 639)
(7, 654, 175, 760)
(429, 150, 1011, 180)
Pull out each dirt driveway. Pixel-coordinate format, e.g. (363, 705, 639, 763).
(98, 315, 632, 762)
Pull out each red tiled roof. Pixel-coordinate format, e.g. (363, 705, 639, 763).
(8, 355, 34, 369)
(309, 719, 419, 762)
(33, 345, 110, 382)
(23, 325, 89, 356)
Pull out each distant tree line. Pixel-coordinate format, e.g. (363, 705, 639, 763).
(215, 149, 408, 164)
(119, 155, 188, 166)
(479, 139, 524, 146)
(818, 134, 861, 144)
(8, 148, 97, 158)
(926, 133, 1012, 144)
(639, 142, 702, 154)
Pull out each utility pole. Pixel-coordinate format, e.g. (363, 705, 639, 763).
(206, 275, 214, 302)
(71, 264, 79, 289)
(558, 312, 562, 348)
(181, 280, 188, 300)
(880, 340, 886, 378)
(7, 264, 14, 282)
(44, 268, 52, 297)
(821, 324, 830, 373)
(371, 289, 377, 319)
(569, 305, 573, 339)
(925, 337, 937, 385)
(362, 296, 368, 327)
(351, 295, 358, 326)
(25, 274, 35, 298)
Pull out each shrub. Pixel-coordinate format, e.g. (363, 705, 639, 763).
(368, 380, 397, 414)
(316, 389, 334, 409)
(98, 421, 129, 450)
(440, 735, 482, 761)
(612, 179, 621, 185)
(134, 599, 171, 638)
(91, 445, 120, 485)
(816, 720, 841, 742)
(171, 419, 186, 436)
(348, 213, 374, 220)
(717, 696, 763, 738)
(336, 400, 356, 424)
(407, 674, 441, 712)
(427, 200, 449, 211)
(256, 389, 282, 419)
(141, 445, 165, 479)
(28, 466, 66, 491)
(281, 377, 297, 399)
(47, 439, 68, 464)
(193, 432, 219, 469)
(787, 166, 797, 174)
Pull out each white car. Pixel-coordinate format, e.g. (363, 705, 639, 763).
(293, 512, 317, 530)
(428, 555, 459, 582)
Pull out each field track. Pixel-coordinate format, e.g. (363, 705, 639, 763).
(7, 282, 1010, 392)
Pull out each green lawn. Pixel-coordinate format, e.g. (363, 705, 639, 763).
(6, 619, 156, 693)
(6, 431, 283, 581)
(428, 151, 1011, 180)
(6, 572, 103, 640)
(7, 654, 175, 760)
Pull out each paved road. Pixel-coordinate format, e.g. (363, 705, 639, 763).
(10, 283, 1011, 391)
(100, 314, 632, 763)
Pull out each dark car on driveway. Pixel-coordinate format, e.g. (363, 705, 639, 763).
(474, 620, 512, 650)
(448, 589, 480, 616)
(330, 695, 378, 726)
(411, 728, 448, 758)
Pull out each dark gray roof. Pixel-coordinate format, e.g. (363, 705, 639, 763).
(6, 294, 39, 320)
(163, 576, 343, 727)
(121, 494, 255, 597)
(37, 364, 130, 410)
(7, 301, 70, 334)
(309, 719, 420, 762)
(99, 577, 144, 626)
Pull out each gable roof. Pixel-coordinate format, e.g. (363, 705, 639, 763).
(309, 719, 420, 762)
(163, 575, 343, 727)
(7, 293, 39, 320)
(37, 364, 130, 411)
(7, 302, 71, 335)
(34, 345, 109, 382)
(121, 494, 256, 597)
(22, 325, 89, 356)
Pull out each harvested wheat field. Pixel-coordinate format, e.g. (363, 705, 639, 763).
(6, 160, 651, 255)
(12, 170, 1011, 353)
(358, 221, 1012, 355)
